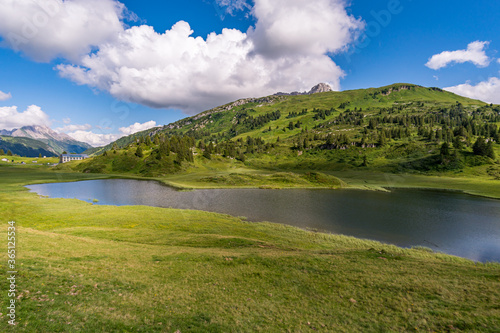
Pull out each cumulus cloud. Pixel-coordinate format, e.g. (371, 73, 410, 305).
(0, 0, 363, 113)
(215, 0, 251, 15)
(445, 77, 500, 104)
(118, 121, 157, 135)
(55, 123, 91, 133)
(66, 120, 157, 146)
(56, 21, 347, 113)
(249, 0, 363, 58)
(0, 90, 12, 101)
(66, 130, 121, 147)
(0, 0, 126, 62)
(425, 41, 491, 70)
(0, 105, 51, 130)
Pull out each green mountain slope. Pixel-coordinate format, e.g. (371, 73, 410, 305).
(157, 84, 486, 140)
(84, 127, 159, 156)
(0, 136, 57, 157)
(69, 83, 499, 195)
(91, 83, 486, 151)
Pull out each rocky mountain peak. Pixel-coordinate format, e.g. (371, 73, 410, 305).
(274, 83, 333, 96)
(12, 125, 72, 141)
(308, 83, 333, 94)
(0, 125, 91, 154)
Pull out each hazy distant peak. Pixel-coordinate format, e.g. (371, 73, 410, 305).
(11, 125, 72, 142)
(0, 124, 91, 154)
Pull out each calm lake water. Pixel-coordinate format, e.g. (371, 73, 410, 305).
(27, 179, 500, 262)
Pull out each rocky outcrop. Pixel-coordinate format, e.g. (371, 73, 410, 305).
(308, 83, 333, 94)
(275, 83, 333, 96)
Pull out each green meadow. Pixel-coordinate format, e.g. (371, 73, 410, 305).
(1, 165, 499, 332)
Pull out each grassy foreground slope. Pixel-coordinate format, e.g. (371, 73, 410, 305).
(1, 165, 499, 332)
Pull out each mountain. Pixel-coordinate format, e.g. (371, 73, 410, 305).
(92, 83, 492, 154)
(150, 83, 489, 141)
(0, 136, 57, 157)
(71, 83, 499, 182)
(0, 125, 92, 154)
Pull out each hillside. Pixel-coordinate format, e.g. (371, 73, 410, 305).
(0, 135, 57, 157)
(67, 83, 500, 195)
(1, 125, 92, 154)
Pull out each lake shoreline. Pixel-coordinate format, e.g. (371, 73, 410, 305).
(27, 176, 500, 263)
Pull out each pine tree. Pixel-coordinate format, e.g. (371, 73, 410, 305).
(377, 131, 386, 147)
(472, 137, 487, 156)
(453, 136, 464, 150)
(203, 149, 211, 160)
(440, 142, 450, 156)
(485, 141, 495, 159)
(135, 146, 144, 158)
(361, 155, 368, 167)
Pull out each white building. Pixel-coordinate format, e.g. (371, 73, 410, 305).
(60, 154, 89, 163)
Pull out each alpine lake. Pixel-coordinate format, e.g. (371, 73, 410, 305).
(27, 179, 500, 263)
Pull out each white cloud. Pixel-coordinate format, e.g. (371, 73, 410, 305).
(119, 121, 157, 135)
(0, 0, 126, 62)
(55, 123, 92, 133)
(425, 41, 491, 70)
(56, 9, 355, 113)
(63, 117, 71, 124)
(66, 121, 157, 146)
(0, 0, 363, 113)
(445, 77, 500, 104)
(215, 0, 251, 15)
(498, 58, 500, 64)
(0, 105, 51, 130)
(249, 0, 363, 58)
(66, 130, 121, 147)
(0, 90, 12, 101)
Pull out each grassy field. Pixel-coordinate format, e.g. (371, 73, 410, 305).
(1, 165, 499, 332)
(0, 155, 59, 165)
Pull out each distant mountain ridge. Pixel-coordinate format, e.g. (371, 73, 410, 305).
(0, 125, 92, 155)
(0, 135, 56, 157)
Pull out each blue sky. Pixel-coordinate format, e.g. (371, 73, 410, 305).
(0, 0, 499, 146)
